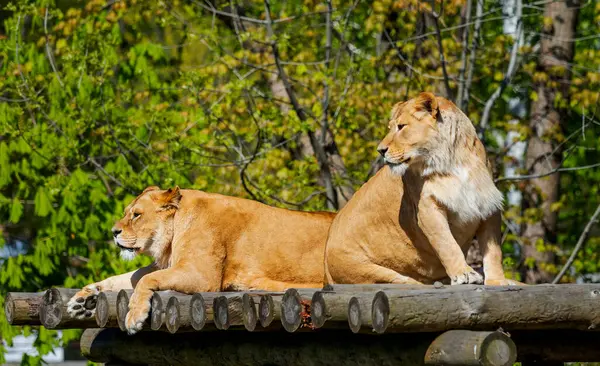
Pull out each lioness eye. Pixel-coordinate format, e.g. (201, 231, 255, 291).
(132, 212, 141, 219)
(397, 124, 406, 131)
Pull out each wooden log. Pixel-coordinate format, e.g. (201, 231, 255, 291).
(148, 291, 185, 331)
(241, 293, 258, 331)
(424, 330, 517, 366)
(348, 295, 373, 333)
(40, 288, 97, 329)
(371, 284, 600, 334)
(116, 289, 133, 332)
(96, 291, 118, 328)
(81, 328, 600, 365)
(258, 293, 279, 328)
(280, 288, 315, 332)
(322, 283, 446, 292)
(165, 296, 184, 334)
(212, 294, 244, 330)
(189, 293, 209, 330)
(80, 327, 431, 365)
(4, 292, 43, 326)
(311, 291, 353, 329)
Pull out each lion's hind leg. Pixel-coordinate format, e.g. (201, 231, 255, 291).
(330, 261, 423, 285)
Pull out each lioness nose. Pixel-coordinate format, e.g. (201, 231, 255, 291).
(112, 228, 122, 238)
(377, 146, 388, 157)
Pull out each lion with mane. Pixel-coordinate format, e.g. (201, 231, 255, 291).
(325, 92, 521, 286)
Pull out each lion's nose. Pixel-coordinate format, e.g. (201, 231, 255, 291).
(377, 146, 388, 157)
(112, 228, 122, 238)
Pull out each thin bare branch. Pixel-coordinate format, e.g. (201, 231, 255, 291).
(263, 0, 338, 209)
(462, 0, 483, 111)
(431, 4, 453, 100)
(456, 0, 472, 109)
(44, 8, 63, 87)
(495, 162, 600, 183)
(479, 0, 522, 136)
(552, 203, 600, 284)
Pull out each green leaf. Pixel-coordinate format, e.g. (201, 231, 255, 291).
(9, 197, 23, 223)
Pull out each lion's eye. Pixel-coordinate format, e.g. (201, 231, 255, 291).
(397, 124, 406, 131)
(132, 212, 141, 219)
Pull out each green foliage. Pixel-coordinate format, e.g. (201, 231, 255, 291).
(0, 0, 598, 362)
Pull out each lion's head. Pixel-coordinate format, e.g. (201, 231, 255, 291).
(377, 92, 476, 176)
(111, 186, 181, 264)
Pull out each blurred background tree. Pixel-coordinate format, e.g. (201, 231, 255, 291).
(0, 0, 599, 363)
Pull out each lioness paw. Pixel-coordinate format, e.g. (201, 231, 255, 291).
(67, 285, 99, 319)
(451, 269, 484, 285)
(125, 294, 151, 335)
(485, 278, 526, 286)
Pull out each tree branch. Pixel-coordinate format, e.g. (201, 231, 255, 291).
(456, 0, 472, 109)
(552, 203, 600, 284)
(431, 2, 453, 100)
(263, 0, 338, 209)
(462, 0, 483, 111)
(478, 0, 522, 136)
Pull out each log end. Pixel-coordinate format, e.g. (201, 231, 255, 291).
(311, 291, 326, 329)
(95, 292, 109, 328)
(258, 295, 275, 328)
(190, 293, 206, 330)
(242, 293, 257, 332)
(480, 332, 517, 366)
(116, 289, 130, 332)
(4, 293, 15, 325)
(280, 289, 302, 333)
(150, 292, 164, 331)
(40, 288, 63, 329)
(213, 296, 229, 330)
(348, 296, 362, 334)
(371, 291, 389, 334)
(165, 296, 180, 334)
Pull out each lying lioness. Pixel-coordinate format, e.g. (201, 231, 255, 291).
(67, 186, 334, 334)
(325, 92, 520, 286)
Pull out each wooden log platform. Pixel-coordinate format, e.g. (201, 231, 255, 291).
(7, 284, 600, 364)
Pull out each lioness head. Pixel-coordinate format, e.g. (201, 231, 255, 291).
(377, 92, 442, 176)
(111, 186, 181, 262)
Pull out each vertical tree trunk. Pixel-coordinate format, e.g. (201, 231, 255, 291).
(522, 1, 579, 283)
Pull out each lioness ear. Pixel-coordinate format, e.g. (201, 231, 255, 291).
(160, 186, 181, 210)
(415, 92, 439, 119)
(142, 186, 160, 194)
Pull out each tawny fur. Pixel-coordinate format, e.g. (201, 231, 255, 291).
(68, 188, 334, 334)
(324, 92, 522, 287)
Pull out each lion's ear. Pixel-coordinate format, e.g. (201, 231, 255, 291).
(415, 92, 439, 119)
(142, 186, 161, 194)
(160, 186, 182, 210)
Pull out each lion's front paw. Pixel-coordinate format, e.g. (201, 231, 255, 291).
(485, 278, 526, 286)
(67, 285, 100, 319)
(451, 268, 484, 285)
(125, 293, 151, 335)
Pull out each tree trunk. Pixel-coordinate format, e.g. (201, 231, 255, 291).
(522, 0, 579, 284)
